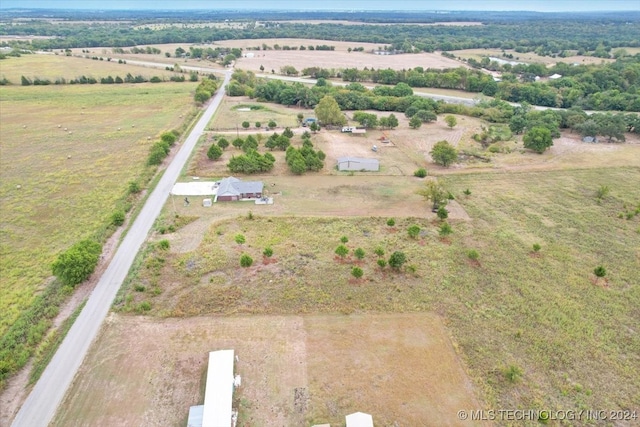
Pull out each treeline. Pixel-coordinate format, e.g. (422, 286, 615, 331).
(297, 55, 640, 111)
(3, 17, 639, 55)
(16, 72, 188, 86)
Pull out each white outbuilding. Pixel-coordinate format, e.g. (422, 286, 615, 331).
(346, 412, 374, 427)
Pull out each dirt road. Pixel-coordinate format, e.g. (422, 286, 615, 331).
(10, 71, 232, 427)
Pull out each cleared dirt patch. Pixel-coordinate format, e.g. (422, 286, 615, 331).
(54, 313, 483, 427)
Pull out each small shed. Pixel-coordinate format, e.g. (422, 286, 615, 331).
(549, 73, 562, 79)
(346, 412, 374, 427)
(337, 157, 379, 172)
(583, 136, 597, 143)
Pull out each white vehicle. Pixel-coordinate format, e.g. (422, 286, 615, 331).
(341, 126, 356, 133)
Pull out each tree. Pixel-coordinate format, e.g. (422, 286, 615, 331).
(217, 138, 229, 150)
(232, 137, 244, 149)
(314, 95, 346, 126)
(263, 247, 273, 257)
(340, 236, 349, 243)
(593, 265, 606, 284)
(532, 243, 541, 253)
(509, 114, 527, 134)
(242, 121, 250, 129)
(160, 132, 177, 146)
(417, 181, 448, 210)
(240, 253, 253, 267)
(354, 248, 365, 260)
(268, 120, 277, 129)
(523, 126, 553, 154)
(409, 116, 422, 129)
(335, 245, 349, 259)
(407, 225, 421, 239)
(51, 239, 102, 287)
(283, 127, 294, 138)
(445, 115, 457, 129)
(374, 247, 385, 257)
(414, 168, 427, 178)
(111, 210, 125, 226)
(415, 109, 437, 123)
(207, 144, 223, 160)
(575, 120, 600, 138)
(463, 188, 471, 196)
(309, 121, 320, 133)
(387, 113, 399, 129)
(436, 206, 448, 220)
(351, 266, 364, 279)
(388, 251, 407, 271)
(430, 140, 458, 167)
(234, 234, 246, 245)
(439, 222, 453, 237)
(386, 218, 395, 227)
(377, 259, 387, 269)
(255, 121, 261, 128)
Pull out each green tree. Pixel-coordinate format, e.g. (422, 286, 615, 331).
(387, 113, 399, 129)
(263, 247, 273, 257)
(268, 120, 277, 129)
(354, 248, 365, 260)
(255, 121, 261, 128)
(335, 244, 349, 259)
(445, 115, 457, 128)
(351, 266, 364, 279)
(160, 131, 177, 146)
(417, 181, 448, 210)
(314, 95, 346, 126)
(509, 115, 527, 134)
(242, 121, 250, 129)
(234, 234, 246, 245)
(207, 144, 223, 160)
(407, 225, 421, 239)
(430, 140, 458, 167)
(374, 247, 385, 257)
(409, 116, 422, 129)
(217, 137, 229, 150)
(377, 259, 387, 269)
(309, 121, 320, 133)
(340, 236, 349, 243)
(532, 243, 541, 252)
(283, 127, 294, 138)
(111, 210, 125, 226)
(240, 253, 253, 267)
(439, 222, 453, 237)
(467, 249, 479, 261)
(523, 126, 553, 154)
(51, 240, 102, 287)
(593, 265, 606, 284)
(388, 251, 407, 271)
(386, 218, 395, 227)
(504, 365, 523, 383)
(414, 168, 427, 178)
(437, 206, 448, 220)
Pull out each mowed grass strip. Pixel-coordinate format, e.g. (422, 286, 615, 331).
(124, 167, 639, 415)
(0, 83, 196, 337)
(0, 53, 184, 84)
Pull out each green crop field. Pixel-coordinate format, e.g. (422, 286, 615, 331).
(0, 83, 197, 340)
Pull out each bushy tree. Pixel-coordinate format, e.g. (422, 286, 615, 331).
(407, 225, 421, 239)
(388, 251, 407, 271)
(351, 266, 364, 279)
(235, 234, 246, 245)
(437, 206, 448, 220)
(314, 95, 346, 126)
(430, 140, 458, 167)
(263, 247, 273, 257)
(439, 222, 453, 237)
(414, 168, 427, 178)
(217, 137, 229, 150)
(523, 126, 553, 153)
(160, 131, 177, 146)
(242, 121, 250, 129)
(51, 239, 102, 287)
(207, 144, 223, 160)
(240, 253, 253, 267)
(409, 116, 422, 129)
(335, 245, 349, 259)
(386, 218, 395, 227)
(354, 248, 365, 260)
(445, 115, 457, 128)
(268, 120, 277, 129)
(417, 181, 448, 210)
(283, 127, 294, 138)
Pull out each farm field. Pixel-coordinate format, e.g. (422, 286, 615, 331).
(0, 53, 185, 84)
(454, 48, 615, 66)
(111, 164, 640, 422)
(0, 83, 196, 338)
(54, 313, 483, 427)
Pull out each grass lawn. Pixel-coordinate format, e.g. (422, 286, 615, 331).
(0, 83, 196, 339)
(207, 96, 305, 131)
(119, 166, 640, 416)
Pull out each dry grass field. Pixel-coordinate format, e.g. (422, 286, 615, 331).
(0, 53, 183, 84)
(0, 83, 196, 337)
(54, 313, 483, 427)
(454, 48, 615, 66)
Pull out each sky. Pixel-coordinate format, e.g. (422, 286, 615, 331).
(1, 0, 639, 12)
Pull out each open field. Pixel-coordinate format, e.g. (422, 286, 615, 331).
(454, 48, 615, 66)
(0, 83, 196, 338)
(112, 163, 640, 421)
(0, 53, 185, 83)
(206, 97, 303, 131)
(55, 313, 482, 427)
